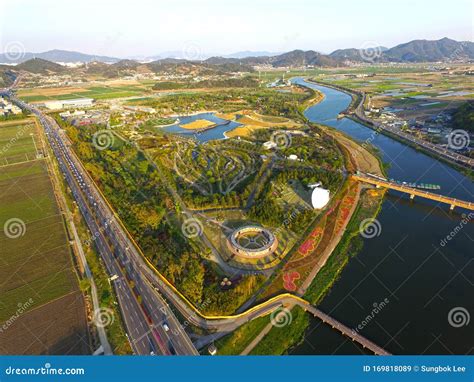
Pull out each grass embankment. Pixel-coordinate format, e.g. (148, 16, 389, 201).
(249, 306, 309, 355)
(215, 315, 269, 355)
(303, 188, 384, 304)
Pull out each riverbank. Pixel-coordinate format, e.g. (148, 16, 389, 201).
(307, 78, 473, 177)
(215, 79, 386, 355)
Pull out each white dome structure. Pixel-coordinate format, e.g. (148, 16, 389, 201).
(311, 187, 330, 209)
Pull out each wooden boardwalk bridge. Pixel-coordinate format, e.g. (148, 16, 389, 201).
(353, 174, 474, 211)
(303, 305, 391, 355)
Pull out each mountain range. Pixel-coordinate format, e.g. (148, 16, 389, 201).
(0, 38, 472, 68)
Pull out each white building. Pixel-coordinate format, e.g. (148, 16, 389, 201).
(263, 141, 277, 150)
(44, 98, 94, 110)
(311, 187, 330, 209)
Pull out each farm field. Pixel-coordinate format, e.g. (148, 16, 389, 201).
(317, 68, 474, 120)
(17, 82, 150, 102)
(0, 143, 88, 354)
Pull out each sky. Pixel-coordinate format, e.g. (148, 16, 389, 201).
(0, 0, 472, 57)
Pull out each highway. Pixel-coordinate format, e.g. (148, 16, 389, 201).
(5, 90, 198, 355)
(2, 82, 391, 356)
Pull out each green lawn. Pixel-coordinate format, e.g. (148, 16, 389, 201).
(215, 314, 270, 355)
(249, 306, 310, 355)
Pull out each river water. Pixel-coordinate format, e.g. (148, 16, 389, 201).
(290, 78, 473, 355)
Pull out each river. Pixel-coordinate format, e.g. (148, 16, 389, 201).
(290, 78, 473, 355)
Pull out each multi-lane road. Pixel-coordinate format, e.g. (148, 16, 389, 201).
(4, 89, 198, 355)
(2, 82, 392, 356)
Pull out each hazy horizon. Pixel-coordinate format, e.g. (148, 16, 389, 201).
(0, 0, 472, 58)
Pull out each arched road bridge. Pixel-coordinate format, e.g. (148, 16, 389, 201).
(353, 174, 474, 211)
